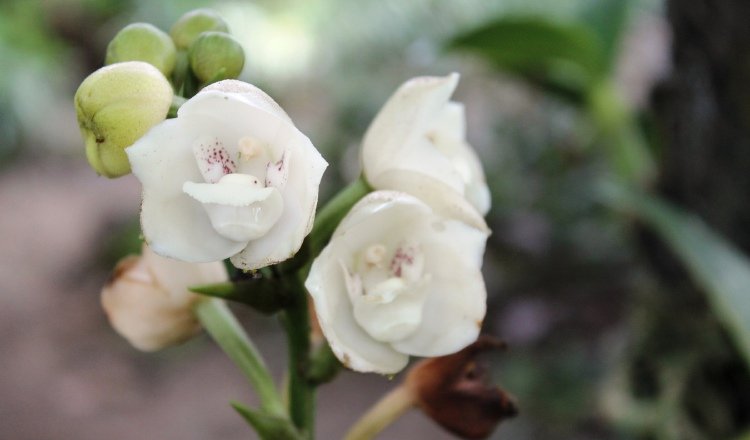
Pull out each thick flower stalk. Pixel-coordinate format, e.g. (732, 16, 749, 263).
(101, 244, 228, 351)
(361, 73, 491, 223)
(126, 80, 328, 269)
(305, 191, 489, 374)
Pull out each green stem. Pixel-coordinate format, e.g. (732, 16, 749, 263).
(309, 176, 371, 255)
(587, 80, 656, 188)
(194, 298, 286, 417)
(168, 95, 187, 118)
(343, 385, 416, 440)
(281, 275, 316, 438)
(279, 176, 372, 275)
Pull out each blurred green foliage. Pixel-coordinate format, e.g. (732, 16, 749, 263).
(4, 0, 750, 439)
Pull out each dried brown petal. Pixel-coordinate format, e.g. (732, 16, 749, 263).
(405, 336, 517, 439)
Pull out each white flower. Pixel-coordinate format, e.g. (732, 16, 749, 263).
(126, 80, 328, 269)
(101, 244, 227, 351)
(361, 73, 491, 224)
(305, 191, 489, 374)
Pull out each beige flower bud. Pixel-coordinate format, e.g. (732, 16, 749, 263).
(101, 244, 227, 351)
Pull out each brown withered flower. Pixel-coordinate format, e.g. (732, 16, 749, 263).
(404, 336, 518, 439)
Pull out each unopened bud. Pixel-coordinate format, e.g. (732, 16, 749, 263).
(101, 244, 228, 351)
(189, 31, 245, 83)
(105, 23, 177, 76)
(170, 8, 229, 50)
(74, 61, 172, 177)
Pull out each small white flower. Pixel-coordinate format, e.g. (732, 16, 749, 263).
(127, 80, 328, 269)
(361, 73, 491, 226)
(305, 191, 489, 374)
(101, 244, 227, 351)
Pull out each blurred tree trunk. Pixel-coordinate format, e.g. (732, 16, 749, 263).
(655, 0, 750, 248)
(631, 0, 750, 438)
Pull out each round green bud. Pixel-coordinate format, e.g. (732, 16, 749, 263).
(170, 9, 229, 50)
(74, 62, 173, 178)
(106, 23, 177, 76)
(189, 31, 245, 83)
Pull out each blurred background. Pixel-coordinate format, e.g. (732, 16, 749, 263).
(2, 0, 750, 439)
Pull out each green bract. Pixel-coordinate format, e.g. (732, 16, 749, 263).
(170, 9, 229, 50)
(105, 23, 177, 76)
(75, 61, 173, 178)
(189, 31, 245, 83)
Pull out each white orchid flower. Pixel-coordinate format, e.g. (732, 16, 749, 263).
(305, 191, 489, 374)
(361, 73, 491, 225)
(101, 244, 228, 351)
(127, 80, 328, 269)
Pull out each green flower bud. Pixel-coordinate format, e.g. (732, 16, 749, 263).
(170, 9, 229, 50)
(189, 31, 245, 83)
(75, 62, 173, 178)
(105, 23, 177, 76)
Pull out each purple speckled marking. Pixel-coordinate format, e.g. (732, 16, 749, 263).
(390, 245, 416, 277)
(195, 139, 236, 183)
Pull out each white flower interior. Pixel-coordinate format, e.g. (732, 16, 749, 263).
(341, 239, 431, 343)
(182, 134, 289, 243)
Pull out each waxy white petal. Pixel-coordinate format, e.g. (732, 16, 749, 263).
(361, 73, 491, 216)
(390, 242, 486, 357)
(307, 244, 410, 374)
(127, 118, 247, 262)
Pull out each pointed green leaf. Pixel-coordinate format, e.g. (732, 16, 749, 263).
(602, 184, 750, 368)
(190, 277, 290, 314)
(448, 17, 606, 99)
(579, 0, 631, 71)
(231, 402, 303, 440)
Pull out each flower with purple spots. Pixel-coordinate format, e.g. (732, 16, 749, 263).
(305, 191, 489, 374)
(127, 80, 328, 269)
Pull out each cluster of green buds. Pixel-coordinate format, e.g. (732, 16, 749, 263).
(75, 9, 245, 178)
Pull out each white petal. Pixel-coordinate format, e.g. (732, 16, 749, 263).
(412, 214, 489, 271)
(429, 102, 491, 215)
(435, 101, 466, 139)
(231, 128, 327, 270)
(306, 245, 409, 374)
(351, 275, 428, 343)
(332, 191, 433, 239)
(369, 170, 489, 233)
(200, 80, 293, 124)
(140, 244, 229, 300)
(361, 74, 492, 216)
(390, 241, 486, 357)
(127, 118, 247, 262)
(362, 73, 465, 195)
